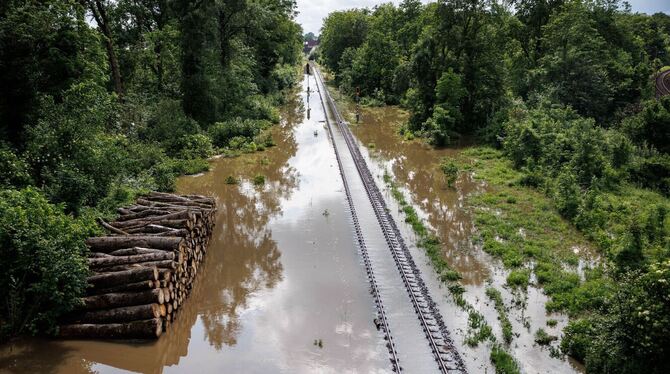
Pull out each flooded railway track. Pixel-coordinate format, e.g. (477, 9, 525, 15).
(312, 63, 467, 374)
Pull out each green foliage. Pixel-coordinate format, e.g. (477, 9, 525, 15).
(490, 344, 521, 374)
(486, 287, 514, 344)
(0, 188, 96, 339)
(320, 10, 369, 72)
(0, 146, 32, 188)
(208, 118, 270, 148)
(253, 174, 266, 186)
(25, 82, 119, 213)
(561, 318, 593, 362)
(561, 262, 670, 374)
(534, 328, 557, 345)
(465, 309, 494, 347)
(173, 134, 214, 160)
(440, 158, 459, 187)
(506, 269, 530, 288)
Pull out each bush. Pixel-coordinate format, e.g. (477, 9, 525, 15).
(561, 318, 593, 362)
(506, 269, 530, 288)
(440, 158, 459, 187)
(0, 188, 96, 339)
(142, 99, 200, 147)
(0, 146, 32, 188)
(534, 328, 557, 345)
(253, 174, 266, 186)
(490, 344, 520, 374)
(208, 118, 269, 148)
(150, 158, 210, 192)
(173, 134, 214, 160)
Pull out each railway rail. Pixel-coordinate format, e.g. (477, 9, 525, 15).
(311, 63, 467, 374)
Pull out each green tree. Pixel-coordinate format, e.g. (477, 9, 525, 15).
(319, 9, 369, 73)
(0, 188, 96, 339)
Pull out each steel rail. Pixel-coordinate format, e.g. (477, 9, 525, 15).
(312, 63, 467, 373)
(311, 72, 403, 372)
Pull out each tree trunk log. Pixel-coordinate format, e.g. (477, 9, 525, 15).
(58, 318, 163, 339)
(86, 236, 184, 253)
(88, 280, 156, 296)
(69, 304, 161, 324)
(89, 252, 174, 268)
(82, 289, 164, 310)
(87, 267, 158, 289)
(107, 247, 163, 256)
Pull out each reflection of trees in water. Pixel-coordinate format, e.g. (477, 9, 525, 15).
(0, 340, 94, 374)
(354, 109, 488, 284)
(196, 91, 301, 350)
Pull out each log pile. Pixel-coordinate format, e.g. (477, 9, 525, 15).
(58, 192, 216, 340)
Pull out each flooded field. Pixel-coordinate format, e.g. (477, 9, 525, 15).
(347, 104, 586, 373)
(0, 77, 390, 374)
(1, 75, 585, 374)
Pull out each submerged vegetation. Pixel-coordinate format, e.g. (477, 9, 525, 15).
(0, 0, 302, 340)
(321, 0, 670, 372)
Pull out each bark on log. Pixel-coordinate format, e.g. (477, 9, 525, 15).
(82, 289, 164, 310)
(97, 218, 128, 235)
(70, 304, 161, 324)
(58, 318, 163, 339)
(125, 224, 178, 234)
(86, 236, 184, 253)
(111, 211, 193, 229)
(89, 252, 174, 268)
(92, 260, 176, 273)
(116, 209, 170, 221)
(87, 267, 158, 289)
(107, 247, 163, 256)
(88, 280, 156, 296)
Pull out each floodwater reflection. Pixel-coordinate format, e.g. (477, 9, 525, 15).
(350, 107, 489, 285)
(0, 76, 389, 374)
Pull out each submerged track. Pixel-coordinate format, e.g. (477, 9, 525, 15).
(312, 63, 467, 374)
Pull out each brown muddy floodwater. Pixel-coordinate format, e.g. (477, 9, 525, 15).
(0, 77, 390, 374)
(346, 104, 587, 374)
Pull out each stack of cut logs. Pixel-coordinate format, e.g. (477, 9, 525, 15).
(58, 192, 216, 340)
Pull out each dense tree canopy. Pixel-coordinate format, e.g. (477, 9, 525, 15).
(0, 0, 302, 340)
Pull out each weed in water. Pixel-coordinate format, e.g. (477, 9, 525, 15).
(506, 269, 530, 288)
(486, 287, 514, 344)
(534, 328, 557, 345)
(490, 344, 521, 374)
(225, 175, 238, 185)
(253, 174, 265, 186)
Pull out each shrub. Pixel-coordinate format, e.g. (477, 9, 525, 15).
(490, 344, 520, 374)
(173, 134, 214, 160)
(208, 118, 269, 148)
(0, 188, 96, 339)
(253, 174, 266, 186)
(534, 328, 557, 345)
(440, 158, 459, 187)
(142, 99, 200, 147)
(506, 269, 530, 288)
(561, 318, 593, 362)
(0, 146, 32, 188)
